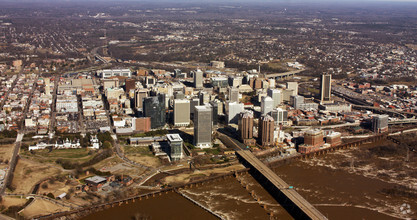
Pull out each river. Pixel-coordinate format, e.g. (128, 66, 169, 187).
(83, 141, 415, 219)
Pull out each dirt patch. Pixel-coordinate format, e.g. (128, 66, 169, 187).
(0, 197, 27, 208)
(38, 181, 71, 198)
(122, 146, 161, 168)
(20, 198, 70, 219)
(162, 164, 244, 185)
(0, 144, 15, 163)
(125, 154, 161, 168)
(11, 158, 62, 194)
(93, 156, 147, 178)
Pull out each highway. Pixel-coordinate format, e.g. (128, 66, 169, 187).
(237, 150, 327, 220)
(265, 69, 304, 79)
(91, 46, 109, 64)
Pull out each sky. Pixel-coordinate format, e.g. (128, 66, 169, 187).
(1, 0, 417, 5)
(1, 0, 417, 1)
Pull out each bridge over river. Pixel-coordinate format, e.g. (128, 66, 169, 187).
(236, 150, 328, 220)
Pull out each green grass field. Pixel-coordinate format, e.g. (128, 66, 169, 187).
(22, 148, 94, 163)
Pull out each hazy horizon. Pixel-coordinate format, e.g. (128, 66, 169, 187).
(1, 0, 417, 2)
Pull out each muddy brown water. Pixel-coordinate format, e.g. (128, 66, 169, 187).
(82, 191, 218, 220)
(83, 141, 415, 219)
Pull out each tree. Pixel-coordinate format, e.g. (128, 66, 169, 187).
(41, 183, 48, 189)
(20, 143, 29, 151)
(102, 141, 112, 149)
(46, 193, 55, 199)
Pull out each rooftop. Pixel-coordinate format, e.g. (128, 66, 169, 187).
(85, 176, 107, 184)
(167, 133, 183, 142)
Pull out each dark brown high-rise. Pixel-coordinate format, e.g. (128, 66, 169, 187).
(125, 78, 136, 93)
(238, 111, 255, 146)
(258, 115, 275, 147)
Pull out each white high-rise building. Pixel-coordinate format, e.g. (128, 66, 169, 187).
(193, 69, 204, 89)
(174, 99, 190, 126)
(261, 96, 274, 115)
(229, 76, 243, 88)
(267, 89, 282, 107)
(226, 101, 244, 124)
(268, 79, 276, 88)
(286, 82, 298, 96)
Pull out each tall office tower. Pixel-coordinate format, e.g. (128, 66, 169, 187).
(372, 114, 389, 133)
(194, 106, 212, 148)
(286, 82, 298, 96)
(226, 101, 244, 124)
(268, 79, 276, 88)
(269, 108, 288, 126)
(167, 134, 183, 161)
(143, 94, 166, 129)
(267, 89, 282, 107)
(258, 115, 275, 147)
(193, 69, 204, 88)
(209, 101, 219, 126)
(229, 87, 240, 103)
(125, 79, 136, 93)
(134, 89, 148, 109)
(282, 89, 294, 102)
(238, 111, 256, 146)
(190, 98, 200, 118)
(261, 96, 274, 115)
(229, 76, 242, 88)
(173, 99, 190, 126)
(199, 91, 210, 104)
(44, 77, 50, 95)
(290, 95, 304, 109)
(320, 73, 332, 104)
